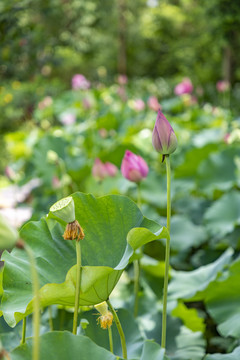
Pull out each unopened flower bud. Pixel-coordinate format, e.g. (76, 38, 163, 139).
(121, 150, 149, 183)
(63, 220, 85, 242)
(94, 302, 113, 329)
(152, 110, 178, 156)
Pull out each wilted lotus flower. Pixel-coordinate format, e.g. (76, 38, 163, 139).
(59, 112, 76, 126)
(121, 150, 149, 182)
(174, 78, 193, 96)
(147, 96, 160, 111)
(72, 74, 90, 90)
(216, 80, 230, 92)
(152, 110, 178, 155)
(133, 99, 145, 111)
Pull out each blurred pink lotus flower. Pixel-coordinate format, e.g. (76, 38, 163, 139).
(152, 110, 178, 155)
(117, 86, 127, 101)
(99, 128, 108, 138)
(72, 74, 90, 90)
(60, 112, 76, 126)
(105, 162, 118, 177)
(52, 176, 61, 189)
(5, 166, 16, 181)
(133, 99, 145, 111)
(121, 150, 149, 182)
(92, 159, 118, 180)
(174, 78, 193, 96)
(82, 97, 91, 109)
(147, 96, 160, 111)
(38, 96, 53, 110)
(223, 133, 230, 144)
(216, 80, 230, 92)
(118, 74, 128, 85)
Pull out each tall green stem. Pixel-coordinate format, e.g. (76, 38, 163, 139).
(25, 245, 40, 360)
(73, 240, 82, 335)
(107, 300, 127, 359)
(108, 326, 114, 353)
(133, 183, 142, 317)
(161, 155, 171, 349)
(21, 317, 26, 344)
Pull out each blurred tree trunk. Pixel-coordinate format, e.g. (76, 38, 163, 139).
(118, 0, 127, 75)
(222, 45, 232, 82)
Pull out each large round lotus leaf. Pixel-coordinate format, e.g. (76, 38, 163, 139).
(79, 308, 144, 359)
(1, 193, 166, 327)
(168, 248, 233, 301)
(10, 332, 120, 360)
(204, 191, 240, 239)
(204, 258, 240, 338)
(205, 346, 240, 360)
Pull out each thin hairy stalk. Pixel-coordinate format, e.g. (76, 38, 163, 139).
(21, 317, 26, 344)
(72, 240, 82, 334)
(108, 326, 114, 353)
(107, 300, 127, 359)
(25, 245, 40, 360)
(161, 155, 171, 349)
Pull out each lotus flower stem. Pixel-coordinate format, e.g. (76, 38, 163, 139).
(133, 182, 142, 318)
(161, 155, 171, 349)
(73, 240, 82, 334)
(48, 306, 54, 331)
(108, 326, 114, 353)
(107, 299, 128, 359)
(21, 317, 26, 344)
(25, 245, 40, 360)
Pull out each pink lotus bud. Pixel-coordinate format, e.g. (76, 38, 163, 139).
(147, 96, 161, 111)
(216, 80, 230, 92)
(121, 150, 149, 182)
(72, 74, 90, 90)
(92, 159, 108, 180)
(174, 78, 193, 96)
(133, 99, 145, 111)
(105, 162, 118, 177)
(152, 110, 178, 155)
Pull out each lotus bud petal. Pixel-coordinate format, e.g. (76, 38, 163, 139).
(152, 110, 178, 155)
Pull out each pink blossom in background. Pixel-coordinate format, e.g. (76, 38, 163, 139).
(59, 112, 76, 126)
(216, 80, 230, 92)
(72, 74, 91, 90)
(5, 166, 16, 181)
(92, 159, 118, 180)
(105, 162, 118, 177)
(133, 99, 145, 111)
(117, 86, 127, 101)
(118, 74, 128, 85)
(92, 159, 108, 180)
(52, 176, 61, 189)
(82, 97, 91, 110)
(98, 128, 108, 138)
(121, 150, 149, 183)
(174, 78, 193, 96)
(147, 96, 160, 111)
(38, 96, 53, 110)
(223, 133, 230, 144)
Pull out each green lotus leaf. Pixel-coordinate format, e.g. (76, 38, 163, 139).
(140, 341, 166, 360)
(204, 191, 240, 239)
(10, 332, 121, 360)
(168, 248, 233, 301)
(1, 193, 166, 327)
(205, 346, 240, 360)
(204, 258, 240, 338)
